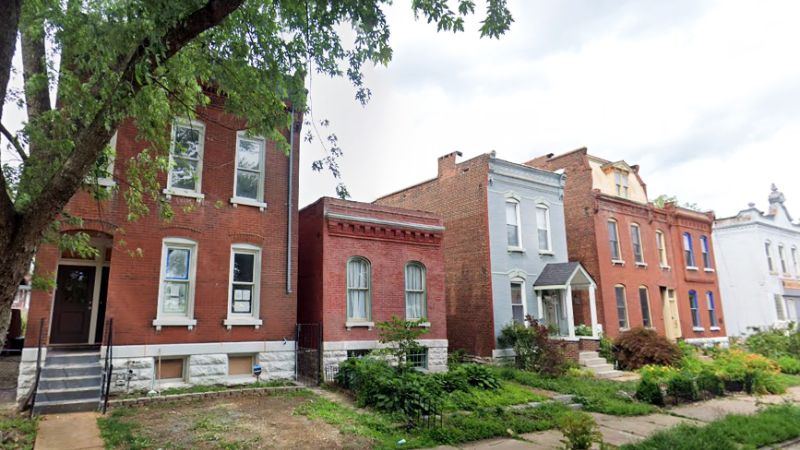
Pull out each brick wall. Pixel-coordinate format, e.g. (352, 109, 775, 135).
(375, 153, 496, 356)
(25, 95, 301, 347)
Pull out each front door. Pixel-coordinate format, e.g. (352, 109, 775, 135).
(51, 265, 96, 344)
(661, 287, 682, 341)
(543, 291, 563, 335)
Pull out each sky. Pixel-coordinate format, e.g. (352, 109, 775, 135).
(299, 0, 800, 218)
(2, 1, 799, 219)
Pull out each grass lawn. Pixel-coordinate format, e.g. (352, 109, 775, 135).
(776, 373, 800, 390)
(620, 404, 800, 450)
(495, 366, 656, 416)
(0, 410, 37, 450)
(443, 381, 547, 411)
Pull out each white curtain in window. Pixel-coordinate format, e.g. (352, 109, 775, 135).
(405, 263, 426, 320)
(347, 259, 369, 320)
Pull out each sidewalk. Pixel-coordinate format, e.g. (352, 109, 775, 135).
(435, 386, 800, 449)
(34, 412, 103, 450)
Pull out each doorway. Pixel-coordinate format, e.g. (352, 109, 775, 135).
(660, 287, 682, 341)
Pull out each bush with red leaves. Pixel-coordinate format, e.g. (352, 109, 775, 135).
(613, 327, 681, 370)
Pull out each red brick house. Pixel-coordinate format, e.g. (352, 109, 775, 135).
(527, 148, 727, 345)
(18, 93, 301, 411)
(298, 197, 448, 376)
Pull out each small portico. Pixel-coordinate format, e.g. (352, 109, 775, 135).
(533, 262, 599, 339)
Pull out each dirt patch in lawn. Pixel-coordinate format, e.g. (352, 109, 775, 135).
(0, 356, 20, 404)
(109, 392, 373, 449)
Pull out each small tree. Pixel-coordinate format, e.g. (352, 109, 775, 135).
(498, 315, 566, 376)
(376, 316, 428, 369)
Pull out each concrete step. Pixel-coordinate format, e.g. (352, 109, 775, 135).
(33, 398, 99, 415)
(39, 375, 102, 391)
(41, 363, 102, 378)
(36, 386, 101, 403)
(586, 364, 614, 373)
(595, 369, 624, 379)
(580, 358, 609, 367)
(578, 351, 599, 359)
(45, 352, 101, 366)
(552, 394, 575, 404)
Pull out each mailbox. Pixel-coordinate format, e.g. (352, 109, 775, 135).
(253, 363, 263, 381)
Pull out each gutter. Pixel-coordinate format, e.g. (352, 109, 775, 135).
(286, 109, 295, 294)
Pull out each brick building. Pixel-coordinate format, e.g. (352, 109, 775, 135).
(527, 148, 727, 345)
(18, 93, 301, 409)
(375, 151, 598, 358)
(298, 197, 448, 375)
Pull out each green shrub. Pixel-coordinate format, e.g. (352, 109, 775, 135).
(614, 328, 681, 370)
(666, 372, 699, 403)
(635, 378, 664, 406)
(778, 356, 800, 374)
(696, 370, 724, 398)
(574, 324, 593, 337)
(498, 319, 567, 376)
(599, 334, 615, 364)
(558, 411, 603, 450)
(458, 363, 502, 390)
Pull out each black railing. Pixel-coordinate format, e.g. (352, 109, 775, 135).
(28, 318, 44, 418)
(100, 318, 114, 414)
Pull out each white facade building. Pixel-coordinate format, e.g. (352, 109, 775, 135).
(713, 185, 800, 337)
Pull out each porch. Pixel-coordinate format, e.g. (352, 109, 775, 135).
(532, 262, 599, 340)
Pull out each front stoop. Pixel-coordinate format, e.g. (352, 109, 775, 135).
(579, 351, 624, 379)
(33, 348, 103, 415)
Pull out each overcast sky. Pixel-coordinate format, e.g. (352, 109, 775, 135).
(2, 1, 798, 219)
(300, 0, 800, 219)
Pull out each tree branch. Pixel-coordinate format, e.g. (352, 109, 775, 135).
(20, 20, 52, 123)
(0, 0, 21, 124)
(0, 123, 27, 162)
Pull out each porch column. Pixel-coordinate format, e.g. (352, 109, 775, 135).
(564, 288, 575, 338)
(536, 290, 544, 323)
(588, 286, 599, 338)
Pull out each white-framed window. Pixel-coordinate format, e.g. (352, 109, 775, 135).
(706, 291, 718, 328)
(614, 170, 629, 198)
(775, 294, 787, 321)
(683, 233, 696, 268)
(792, 247, 799, 277)
(700, 235, 712, 269)
(166, 119, 205, 198)
(231, 133, 266, 208)
(779, 244, 788, 274)
(346, 257, 371, 323)
(630, 224, 644, 264)
(506, 200, 521, 248)
(608, 220, 622, 261)
(535, 204, 552, 253)
(615, 285, 628, 329)
(154, 238, 198, 329)
(656, 230, 668, 267)
(510, 280, 526, 325)
(225, 244, 263, 328)
(85, 132, 117, 187)
(765, 241, 775, 272)
(639, 286, 652, 328)
(405, 262, 427, 321)
(689, 290, 701, 328)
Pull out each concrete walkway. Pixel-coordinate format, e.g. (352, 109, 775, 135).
(435, 386, 800, 449)
(34, 412, 104, 450)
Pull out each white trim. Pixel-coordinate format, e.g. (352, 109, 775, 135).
(704, 268, 715, 273)
(166, 119, 205, 197)
(611, 259, 626, 266)
(323, 339, 447, 351)
(404, 261, 428, 321)
(635, 262, 648, 268)
(324, 212, 445, 232)
(510, 277, 528, 326)
(505, 197, 523, 249)
(710, 326, 721, 331)
(692, 327, 706, 332)
(535, 204, 553, 253)
(656, 230, 669, 267)
(225, 244, 262, 328)
(345, 321, 374, 330)
(686, 266, 699, 271)
(232, 132, 266, 204)
(154, 237, 198, 330)
(685, 337, 728, 346)
(533, 285, 567, 291)
(163, 188, 205, 201)
(507, 245, 526, 253)
(100, 340, 296, 359)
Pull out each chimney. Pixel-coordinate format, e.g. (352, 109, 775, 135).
(437, 151, 462, 179)
(630, 164, 640, 174)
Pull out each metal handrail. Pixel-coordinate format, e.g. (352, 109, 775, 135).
(29, 318, 44, 417)
(100, 318, 113, 414)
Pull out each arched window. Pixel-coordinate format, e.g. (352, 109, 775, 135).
(706, 291, 718, 328)
(510, 279, 526, 325)
(655, 230, 668, 267)
(536, 204, 552, 252)
(630, 224, 644, 264)
(683, 232, 696, 268)
(346, 257, 371, 322)
(689, 290, 700, 328)
(405, 262, 427, 320)
(615, 285, 628, 329)
(765, 241, 775, 272)
(608, 220, 621, 261)
(639, 286, 652, 328)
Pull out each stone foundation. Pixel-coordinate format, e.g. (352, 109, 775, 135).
(321, 339, 448, 380)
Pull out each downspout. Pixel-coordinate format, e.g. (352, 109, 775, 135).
(286, 108, 295, 294)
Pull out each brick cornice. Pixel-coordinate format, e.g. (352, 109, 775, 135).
(326, 217, 443, 246)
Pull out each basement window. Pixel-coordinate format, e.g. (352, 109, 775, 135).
(228, 355, 255, 377)
(156, 358, 185, 381)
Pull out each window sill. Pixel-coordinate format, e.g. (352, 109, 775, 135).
(507, 246, 525, 253)
(153, 318, 197, 331)
(704, 268, 715, 273)
(710, 326, 721, 331)
(611, 259, 625, 266)
(223, 318, 263, 330)
(163, 189, 205, 201)
(411, 322, 431, 328)
(692, 326, 705, 332)
(635, 262, 648, 268)
(686, 266, 699, 271)
(345, 321, 374, 330)
(96, 178, 116, 187)
(660, 265, 671, 271)
(538, 250, 555, 256)
(230, 197, 267, 211)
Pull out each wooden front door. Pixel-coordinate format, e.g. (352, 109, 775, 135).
(661, 287, 682, 341)
(51, 265, 96, 344)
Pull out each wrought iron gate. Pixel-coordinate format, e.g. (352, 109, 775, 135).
(295, 323, 322, 386)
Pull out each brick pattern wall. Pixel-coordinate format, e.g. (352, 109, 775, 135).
(25, 95, 301, 347)
(375, 153, 497, 356)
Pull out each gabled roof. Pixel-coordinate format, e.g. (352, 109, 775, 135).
(533, 262, 595, 288)
(599, 160, 635, 173)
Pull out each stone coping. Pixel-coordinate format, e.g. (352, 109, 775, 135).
(108, 384, 305, 409)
